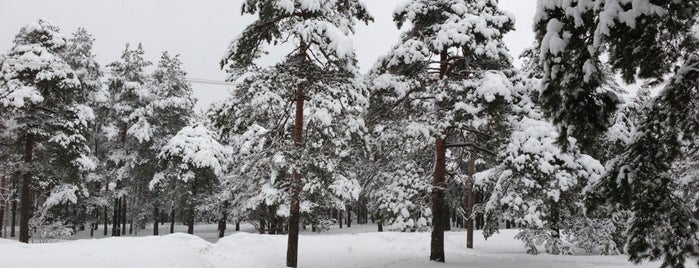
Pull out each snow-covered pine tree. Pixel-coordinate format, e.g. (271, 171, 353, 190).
(157, 124, 227, 235)
(104, 43, 152, 236)
(535, 0, 699, 266)
(368, 0, 515, 262)
(362, 121, 433, 233)
(146, 52, 197, 235)
(479, 75, 606, 255)
(0, 20, 95, 242)
(534, 0, 619, 151)
(61, 27, 107, 237)
(535, 0, 697, 152)
(591, 54, 699, 267)
(215, 1, 372, 266)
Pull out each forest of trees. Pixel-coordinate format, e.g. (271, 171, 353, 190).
(0, 0, 698, 267)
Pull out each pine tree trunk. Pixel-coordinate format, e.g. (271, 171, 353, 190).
(287, 83, 304, 268)
(188, 179, 197, 235)
(269, 206, 277, 235)
(347, 205, 352, 228)
(0, 172, 5, 238)
(466, 155, 475, 249)
(170, 207, 175, 234)
(235, 220, 240, 231)
(19, 133, 34, 243)
(103, 205, 108, 236)
(103, 182, 108, 236)
(443, 202, 450, 231)
(278, 219, 284, 234)
(11, 190, 16, 237)
(218, 217, 226, 238)
(259, 218, 266, 234)
(121, 198, 127, 235)
(378, 222, 383, 232)
(112, 196, 119, 236)
(154, 203, 159, 235)
(430, 49, 449, 262)
(339, 210, 343, 228)
(95, 209, 100, 231)
(430, 137, 447, 262)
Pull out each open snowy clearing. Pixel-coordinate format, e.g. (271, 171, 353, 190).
(1, 228, 687, 268)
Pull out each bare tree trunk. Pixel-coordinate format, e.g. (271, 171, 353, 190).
(19, 133, 34, 243)
(466, 155, 475, 249)
(287, 83, 305, 268)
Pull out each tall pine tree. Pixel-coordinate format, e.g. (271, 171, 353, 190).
(104, 43, 152, 236)
(214, 1, 372, 266)
(536, 0, 699, 266)
(0, 20, 94, 242)
(369, 0, 515, 262)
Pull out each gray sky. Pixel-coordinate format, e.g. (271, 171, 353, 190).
(0, 0, 537, 111)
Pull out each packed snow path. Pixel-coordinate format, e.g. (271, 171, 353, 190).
(0, 228, 680, 268)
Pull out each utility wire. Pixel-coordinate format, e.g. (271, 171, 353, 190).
(100, 68, 235, 87)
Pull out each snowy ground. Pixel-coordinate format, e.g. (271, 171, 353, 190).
(0, 223, 694, 268)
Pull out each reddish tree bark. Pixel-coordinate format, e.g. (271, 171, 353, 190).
(286, 83, 305, 268)
(430, 137, 447, 262)
(430, 49, 449, 262)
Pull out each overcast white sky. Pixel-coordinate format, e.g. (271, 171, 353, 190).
(0, 0, 537, 111)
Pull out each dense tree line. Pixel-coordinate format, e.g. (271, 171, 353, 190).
(0, 1, 697, 267)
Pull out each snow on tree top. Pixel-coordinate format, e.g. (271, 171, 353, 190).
(0, 19, 80, 108)
(160, 125, 228, 177)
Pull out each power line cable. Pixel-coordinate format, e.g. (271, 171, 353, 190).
(99, 68, 236, 87)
